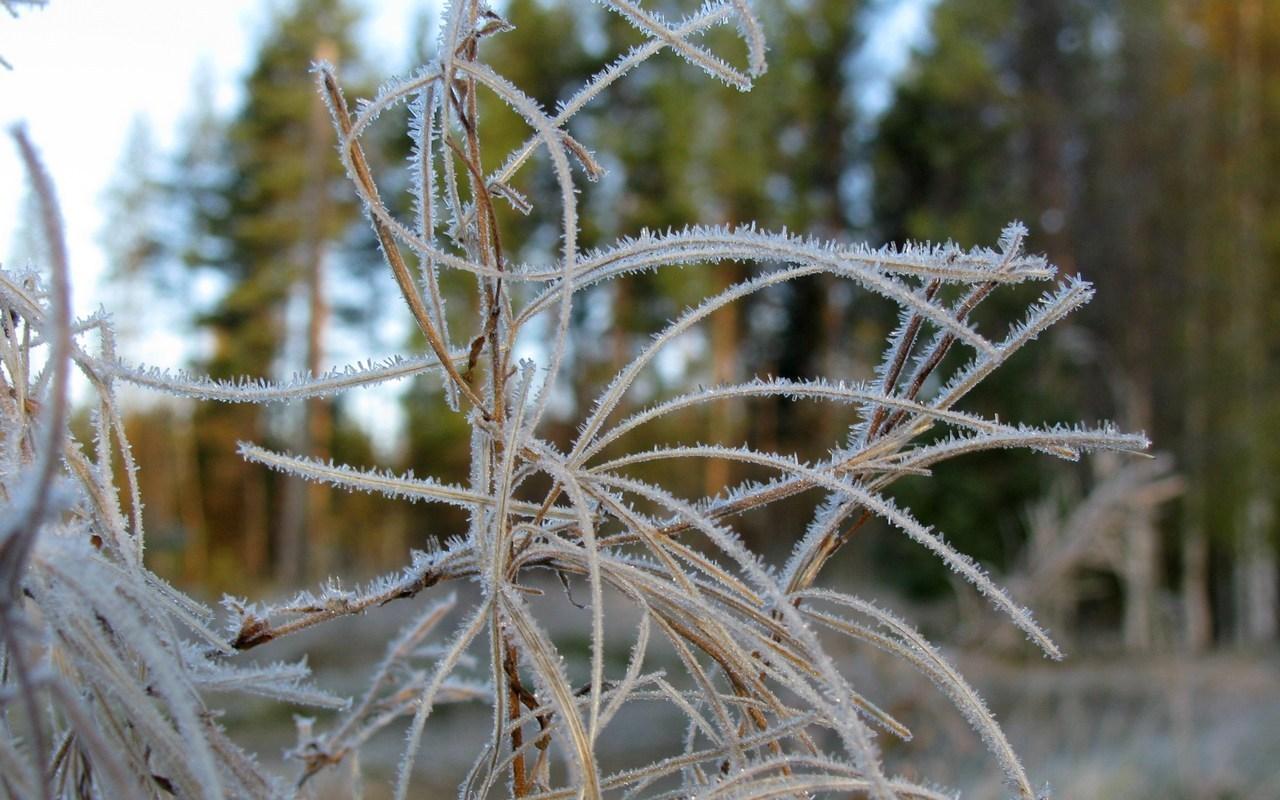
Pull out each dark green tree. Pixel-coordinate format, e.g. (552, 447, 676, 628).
(869, 0, 1093, 597)
(183, 0, 370, 582)
(872, 0, 1280, 647)
(1178, 0, 1280, 646)
(577, 0, 868, 509)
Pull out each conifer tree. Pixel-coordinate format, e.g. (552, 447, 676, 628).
(185, 0, 368, 581)
(870, 0, 1093, 594)
(873, 0, 1280, 645)
(580, 0, 867, 508)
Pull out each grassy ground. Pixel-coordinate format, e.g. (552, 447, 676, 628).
(219, 582, 1280, 798)
(881, 650, 1280, 799)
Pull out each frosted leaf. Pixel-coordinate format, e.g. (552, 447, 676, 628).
(191, 658, 347, 709)
(799, 589, 1035, 798)
(594, 0, 762, 91)
(111, 354, 451, 403)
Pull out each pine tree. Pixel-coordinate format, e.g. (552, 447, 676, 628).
(185, 0, 368, 581)
(869, 0, 1132, 611)
(873, 0, 1280, 646)
(1186, 0, 1280, 645)
(581, 0, 868, 511)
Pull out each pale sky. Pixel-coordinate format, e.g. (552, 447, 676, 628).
(0, 0, 435, 316)
(0, 0, 933, 314)
(0, 0, 933, 443)
(0, 0, 440, 444)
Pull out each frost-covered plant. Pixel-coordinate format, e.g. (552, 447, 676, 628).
(1, 129, 340, 800)
(4, 2, 1147, 798)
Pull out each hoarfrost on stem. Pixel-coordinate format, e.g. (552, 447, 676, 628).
(0, 2, 1149, 799)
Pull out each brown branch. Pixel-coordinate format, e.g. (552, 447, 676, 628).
(867, 279, 942, 440)
(317, 69, 489, 418)
(227, 554, 462, 652)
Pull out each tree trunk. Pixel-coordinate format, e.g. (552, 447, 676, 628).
(1180, 0, 1216, 651)
(1123, 508, 1158, 651)
(1232, 0, 1276, 645)
(704, 263, 741, 496)
(278, 39, 338, 583)
(1183, 523, 1212, 651)
(1119, 372, 1158, 651)
(244, 467, 269, 578)
(1240, 500, 1278, 643)
(304, 247, 332, 578)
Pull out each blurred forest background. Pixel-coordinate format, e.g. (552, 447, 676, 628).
(5, 0, 1273, 793)
(61, 0, 1277, 665)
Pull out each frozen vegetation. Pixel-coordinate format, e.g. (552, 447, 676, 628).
(0, 2, 1157, 798)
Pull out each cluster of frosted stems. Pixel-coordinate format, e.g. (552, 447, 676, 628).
(0, 2, 1145, 798)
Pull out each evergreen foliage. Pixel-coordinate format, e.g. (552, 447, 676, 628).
(178, 0, 375, 582)
(873, 0, 1280, 644)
